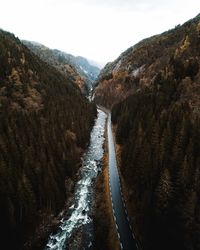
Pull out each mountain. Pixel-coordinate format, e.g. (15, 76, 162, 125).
(94, 14, 200, 109)
(22, 41, 100, 94)
(95, 14, 200, 250)
(0, 29, 96, 249)
(88, 59, 105, 69)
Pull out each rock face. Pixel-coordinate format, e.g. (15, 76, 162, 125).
(0, 29, 96, 249)
(22, 41, 100, 94)
(95, 14, 200, 250)
(94, 14, 200, 109)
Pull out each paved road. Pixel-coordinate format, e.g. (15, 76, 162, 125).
(107, 113, 138, 250)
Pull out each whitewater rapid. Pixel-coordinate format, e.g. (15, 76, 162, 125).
(45, 109, 107, 250)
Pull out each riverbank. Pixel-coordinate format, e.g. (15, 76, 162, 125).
(24, 165, 82, 250)
(93, 115, 120, 250)
(42, 109, 107, 250)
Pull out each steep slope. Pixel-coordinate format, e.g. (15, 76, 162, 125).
(22, 41, 100, 94)
(95, 14, 200, 250)
(94, 14, 200, 108)
(0, 29, 96, 249)
(72, 55, 100, 83)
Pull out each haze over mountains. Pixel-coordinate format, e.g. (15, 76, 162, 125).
(22, 40, 100, 94)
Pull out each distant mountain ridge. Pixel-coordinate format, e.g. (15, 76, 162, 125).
(22, 40, 100, 94)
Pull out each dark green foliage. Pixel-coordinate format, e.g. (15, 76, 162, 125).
(112, 73, 200, 249)
(0, 29, 96, 249)
(95, 13, 200, 250)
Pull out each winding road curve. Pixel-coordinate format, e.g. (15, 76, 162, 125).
(107, 112, 138, 250)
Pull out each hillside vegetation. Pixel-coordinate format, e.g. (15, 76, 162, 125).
(0, 29, 96, 249)
(94, 14, 200, 109)
(95, 14, 200, 250)
(23, 41, 100, 94)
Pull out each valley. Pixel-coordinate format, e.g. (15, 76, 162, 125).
(1, 11, 200, 250)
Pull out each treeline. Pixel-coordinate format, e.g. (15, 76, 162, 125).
(112, 61, 200, 249)
(0, 29, 96, 249)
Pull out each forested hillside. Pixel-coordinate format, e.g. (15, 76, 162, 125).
(94, 14, 200, 108)
(112, 88, 200, 250)
(94, 14, 200, 250)
(23, 41, 100, 94)
(0, 29, 96, 249)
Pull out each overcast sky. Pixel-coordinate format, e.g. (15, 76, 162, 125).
(1, 0, 200, 65)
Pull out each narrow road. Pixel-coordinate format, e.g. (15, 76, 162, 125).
(107, 113, 138, 250)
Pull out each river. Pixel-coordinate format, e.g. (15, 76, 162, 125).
(45, 109, 107, 250)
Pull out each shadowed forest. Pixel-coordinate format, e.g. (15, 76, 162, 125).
(0, 30, 96, 249)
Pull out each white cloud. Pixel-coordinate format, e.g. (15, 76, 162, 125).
(0, 0, 200, 64)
